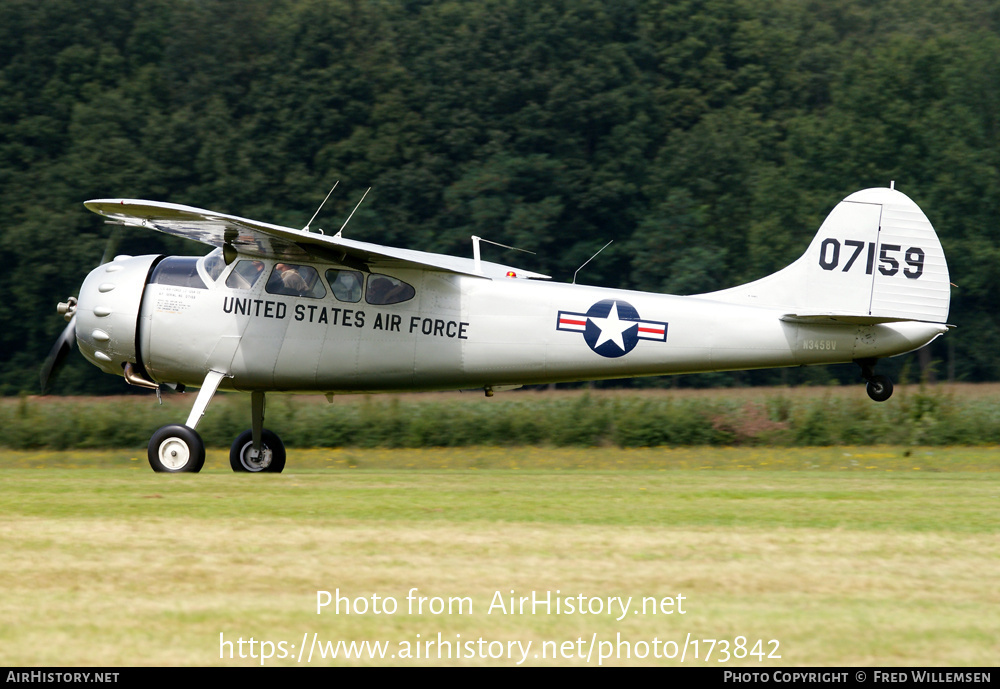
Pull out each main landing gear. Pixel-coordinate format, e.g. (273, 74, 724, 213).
(229, 391, 285, 473)
(856, 358, 894, 402)
(146, 371, 285, 473)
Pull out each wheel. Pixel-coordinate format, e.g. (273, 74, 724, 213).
(148, 425, 205, 473)
(866, 374, 894, 402)
(230, 429, 286, 473)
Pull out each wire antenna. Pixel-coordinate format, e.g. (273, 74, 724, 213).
(303, 181, 339, 233)
(572, 240, 613, 284)
(474, 237, 536, 255)
(471, 236, 536, 274)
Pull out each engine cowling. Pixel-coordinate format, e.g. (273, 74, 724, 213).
(75, 255, 160, 378)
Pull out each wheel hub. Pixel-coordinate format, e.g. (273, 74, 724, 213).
(159, 437, 191, 470)
(241, 443, 272, 471)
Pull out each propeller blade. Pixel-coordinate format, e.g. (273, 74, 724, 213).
(40, 229, 120, 393)
(39, 316, 76, 393)
(99, 226, 122, 265)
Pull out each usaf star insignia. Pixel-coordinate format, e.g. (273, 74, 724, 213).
(556, 299, 668, 358)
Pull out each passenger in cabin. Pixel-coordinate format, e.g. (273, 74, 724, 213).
(274, 263, 308, 294)
(328, 269, 363, 303)
(366, 276, 393, 304)
(366, 274, 415, 305)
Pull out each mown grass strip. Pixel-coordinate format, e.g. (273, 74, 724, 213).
(0, 461, 996, 666)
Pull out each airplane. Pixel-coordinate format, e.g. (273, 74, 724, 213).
(42, 185, 951, 474)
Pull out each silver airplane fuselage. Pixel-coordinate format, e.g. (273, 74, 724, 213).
(74, 253, 945, 395)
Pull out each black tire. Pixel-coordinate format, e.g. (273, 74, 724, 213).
(866, 374, 894, 402)
(148, 425, 205, 473)
(230, 429, 286, 473)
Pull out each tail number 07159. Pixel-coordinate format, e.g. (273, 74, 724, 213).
(818, 239, 925, 279)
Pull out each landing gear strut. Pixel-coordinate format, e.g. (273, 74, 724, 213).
(856, 358, 894, 402)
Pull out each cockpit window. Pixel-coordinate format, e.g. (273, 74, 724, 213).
(226, 260, 265, 290)
(200, 249, 226, 283)
(265, 263, 326, 298)
(366, 274, 415, 305)
(326, 269, 363, 303)
(150, 257, 207, 289)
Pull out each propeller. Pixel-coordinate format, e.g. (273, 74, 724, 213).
(39, 307, 77, 393)
(39, 227, 121, 393)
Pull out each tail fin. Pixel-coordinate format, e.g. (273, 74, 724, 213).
(699, 187, 950, 323)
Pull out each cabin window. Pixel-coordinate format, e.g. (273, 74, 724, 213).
(150, 257, 207, 289)
(366, 274, 415, 305)
(226, 260, 265, 290)
(326, 269, 363, 303)
(265, 263, 326, 298)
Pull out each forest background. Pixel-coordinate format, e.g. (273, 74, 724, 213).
(3, 0, 998, 395)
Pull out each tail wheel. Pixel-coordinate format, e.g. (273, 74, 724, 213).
(148, 425, 205, 473)
(230, 429, 286, 473)
(866, 374, 894, 402)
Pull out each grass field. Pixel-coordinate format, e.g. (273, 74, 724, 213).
(1, 447, 997, 666)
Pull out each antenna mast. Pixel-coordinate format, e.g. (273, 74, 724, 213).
(303, 181, 339, 233)
(336, 187, 371, 238)
(573, 240, 613, 284)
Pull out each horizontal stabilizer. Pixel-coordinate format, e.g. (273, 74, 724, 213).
(780, 313, 912, 325)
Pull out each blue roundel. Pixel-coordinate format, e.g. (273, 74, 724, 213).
(583, 299, 641, 358)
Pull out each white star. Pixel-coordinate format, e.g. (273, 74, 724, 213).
(589, 301, 637, 351)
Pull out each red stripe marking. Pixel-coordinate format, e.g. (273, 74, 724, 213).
(560, 318, 587, 326)
(638, 326, 664, 334)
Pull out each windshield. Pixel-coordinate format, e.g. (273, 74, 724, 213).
(150, 257, 206, 289)
(199, 249, 226, 284)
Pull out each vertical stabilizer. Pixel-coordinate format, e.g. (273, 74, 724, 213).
(698, 188, 950, 323)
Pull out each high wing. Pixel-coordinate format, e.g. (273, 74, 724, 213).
(84, 199, 550, 280)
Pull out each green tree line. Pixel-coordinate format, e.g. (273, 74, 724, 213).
(3, 0, 998, 394)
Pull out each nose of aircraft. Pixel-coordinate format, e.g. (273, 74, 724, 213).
(75, 255, 159, 377)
